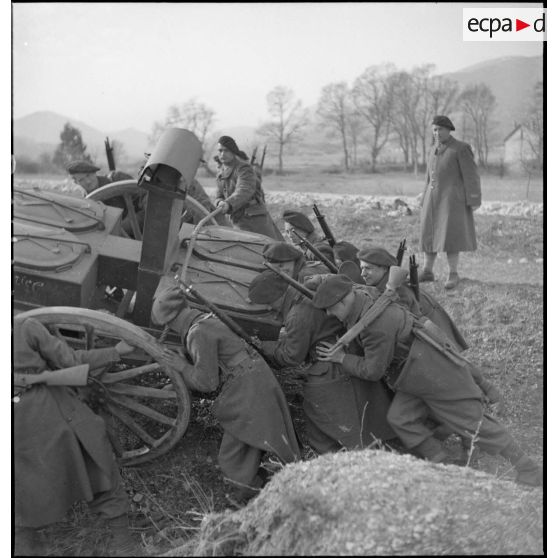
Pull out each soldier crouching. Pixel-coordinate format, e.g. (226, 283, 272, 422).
(151, 285, 301, 504)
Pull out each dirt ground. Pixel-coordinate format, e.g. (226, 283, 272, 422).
(13, 180, 544, 556)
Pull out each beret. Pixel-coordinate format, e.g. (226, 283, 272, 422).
(66, 160, 100, 174)
(312, 274, 353, 309)
(218, 135, 242, 158)
(357, 246, 397, 267)
(248, 270, 289, 304)
(333, 241, 359, 262)
(151, 285, 188, 326)
(314, 242, 335, 263)
(262, 241, 303, 263)
(282, 210, 314, 234)
(431, 115, 455, 131)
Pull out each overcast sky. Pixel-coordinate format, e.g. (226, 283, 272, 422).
(12, 2, 543, 134)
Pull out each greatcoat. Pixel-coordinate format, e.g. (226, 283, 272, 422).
(266, 296, 395, 452)
(216, 158, 283, 240)
(420, 136, 481, 253)
(13, 318, 127, 528)
(339, 290, 513, 454)
(178, 314, 301, 493)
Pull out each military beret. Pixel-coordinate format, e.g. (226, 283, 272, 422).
(248, 270, 289, 304)
(66, 160, 100, 174)
(312, 274, 353, 309)
(282, 210, 315, 234)
(314, 242, 335, 263)
(357, 246, 397, 268)
(262, 241, 303, 263)
(333, 241, 359, 263)
(218, 135, 242, 158)
(431, 115, 455, 131)
(151, 285, 188, 326)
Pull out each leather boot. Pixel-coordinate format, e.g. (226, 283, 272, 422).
(413, 437, 448, 463)
(105, 514, 142, 557)
(14, 527, 44, 557)
(500, 442, 542, 487)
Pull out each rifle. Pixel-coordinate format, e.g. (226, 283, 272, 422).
(324, 266, 408, 355)
(409, 254, 420, 301)
(396, 239, 407, 266)
(260, 145, 267, 170)
(250, 147, 258, 165)
(14, 364, 90, 388)
(174, 276, 272, 364)
(263, 262, 314, 299)
(291, 230, 338, 274)
(312, 204, 336, 248)
(104, 137, 116, 171)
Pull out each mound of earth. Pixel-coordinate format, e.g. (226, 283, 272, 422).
(163, 450, 542, 556)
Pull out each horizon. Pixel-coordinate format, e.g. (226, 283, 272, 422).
(12, 2, 544, 134)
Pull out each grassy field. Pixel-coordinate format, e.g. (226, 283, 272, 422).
(12, 174, 544, 555)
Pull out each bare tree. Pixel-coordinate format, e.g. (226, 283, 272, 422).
(457, 83, 496, 167)
(256, 86, 309, 174)
(150, 98, 216, 155)
(317, 82, 353, 171)
(352, 64, 397, 172)
(521, 81, 543, 170)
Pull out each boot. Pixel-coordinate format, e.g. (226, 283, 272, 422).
(413, 437, 448, 463)
(501, 442, 542, 487)
(105, 514, 142, 557)
(14, 527, 44, 556)
(418, 269, 435, 282)
(444, 272, 460, 290)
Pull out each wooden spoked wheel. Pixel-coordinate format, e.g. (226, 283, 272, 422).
(14, 307, 192, 466)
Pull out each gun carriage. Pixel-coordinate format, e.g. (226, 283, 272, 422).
(13, 128, 282, 466)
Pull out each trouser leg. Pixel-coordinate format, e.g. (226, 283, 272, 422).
(88, 456, 129, 519)
(219, 431, 263, 498)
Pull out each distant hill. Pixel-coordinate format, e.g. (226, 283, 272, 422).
(13, 110, 150, 166)
(443, 55, 542, 140)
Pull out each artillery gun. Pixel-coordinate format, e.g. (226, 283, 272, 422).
(13, 128, 282, 466)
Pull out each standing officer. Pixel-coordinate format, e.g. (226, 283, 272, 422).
(248, 271, 396, 454)
(151, 285, 301, 503)
(419, 115, 482, 289)
(313, 275, 541, 487)
(215, 136, 283, 240)
(13, 318, 140, 556)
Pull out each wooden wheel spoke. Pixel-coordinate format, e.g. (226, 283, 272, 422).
(106, 383, 177, 399)
(123, 194, 143, 240)
(102, 363, 161, 384)
(105, 402, 157, 447)
(110, 394, 177, 426)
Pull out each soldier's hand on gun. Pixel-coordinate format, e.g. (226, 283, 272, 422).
(315, 341, 346, 364)
(216, 200, 230, 213)
(115, 341, 135, 356)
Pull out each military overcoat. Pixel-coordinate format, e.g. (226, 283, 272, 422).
(420, 136, 481, 253)
(216, 159, 283, 240)
(13, 319, 122, 528)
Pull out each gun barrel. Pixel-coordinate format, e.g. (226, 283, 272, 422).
(396, 238, 407, 266)
(312, 204, 336, 247)
(263, 262, 314, 299)
(291, 230, 338, 273)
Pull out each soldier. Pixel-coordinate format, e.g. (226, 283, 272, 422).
(419, 115, 482, 289)
(151, 285, 301, 504)
(248, 271, 397, 454)
(215, 136, 283, 240)
(313, 275, 542, 487)
(333, 240, 361, 268)
(13, 318, 140, 556)
(262, 241, 329, 283)
(66, 160, 133, 195)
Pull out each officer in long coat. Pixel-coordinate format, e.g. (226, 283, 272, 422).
(215, 136, 283, 240)
(248, 271, 396, 454)
(13, 318, 139, 556)
(151, 286, 301, 502)
(419, 115, 482, 289)
(313, 275, 541, 487)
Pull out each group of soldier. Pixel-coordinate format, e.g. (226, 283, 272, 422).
(13, 119, 541, 556)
